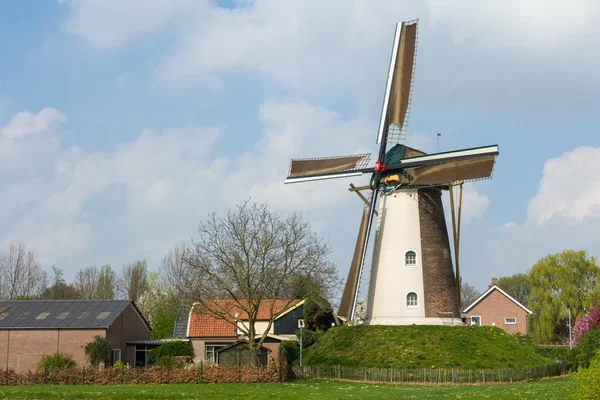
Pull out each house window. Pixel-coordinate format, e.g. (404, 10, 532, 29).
(405, 251, 416, 267)
(406, 292, 418, 308)
(205, 344, 228, 364)
(135, 345, 151, 367)
(471, 316, 481, 326)
(35, 312, 51, 320)
(504, 317, 517, 325)
(112, 349, 122, 364)
(0, 313, 8, 320)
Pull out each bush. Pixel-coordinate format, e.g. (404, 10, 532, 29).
(534, 346, 574, 363)
(113, 361, 126, 370)
(303, 295, 335, 332)
(300, 329, 324, 349)
(149, 341, 194, 366)
(37, 352, 77, 372)
(573, 328, 600, 369)
(573, 305, 600, 345)
(279, 340, 300, 365)
(84, 336, 112, 369)
(570, 349, 600, 400)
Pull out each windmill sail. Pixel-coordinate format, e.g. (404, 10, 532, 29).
(285, 153, 372, 184)
(338, 204, 371, 319)
(377, 20, 418, 144)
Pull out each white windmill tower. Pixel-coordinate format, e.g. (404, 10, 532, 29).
(284, 20, 498, 325)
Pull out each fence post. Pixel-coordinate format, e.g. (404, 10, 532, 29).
(160, 366, 163, 384)
(199, 360, 203, 383)
(44, 368, 47, 384)
(121, 367, 124, 384)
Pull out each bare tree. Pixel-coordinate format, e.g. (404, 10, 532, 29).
(96, 264, 115, 300)
(158, 242, 204, 306)
(0, 243, 46, 299)
(74, 266, 99, 299)
(186, 200, 338, 365)
(461, 281, 482, 309)
(118, 260, 149, 302)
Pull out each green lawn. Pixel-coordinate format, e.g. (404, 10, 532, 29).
(0, 378, 574, 399)
(304, 325, 550, 369)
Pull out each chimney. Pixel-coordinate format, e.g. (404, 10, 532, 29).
(489, 277, 498, 288)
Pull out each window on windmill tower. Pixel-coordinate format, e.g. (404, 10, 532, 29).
(405, 251, 416, 266)
(406, 292, 418, 308)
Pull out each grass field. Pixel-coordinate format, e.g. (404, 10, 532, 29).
(0, 378, 574, 399)
(304, 325, 550, 369)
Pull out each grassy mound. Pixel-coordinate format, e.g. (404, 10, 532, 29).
(303, 325, 551, 369)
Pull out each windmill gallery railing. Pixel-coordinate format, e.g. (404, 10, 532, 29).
(292, 362, 568, 385)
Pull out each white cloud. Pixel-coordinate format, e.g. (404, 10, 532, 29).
(426, 0, 599, 49)
(528, 146, 600, 225)
(1, 107, 66, 139)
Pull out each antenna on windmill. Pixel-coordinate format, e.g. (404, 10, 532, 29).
(283, 19, 499, 326)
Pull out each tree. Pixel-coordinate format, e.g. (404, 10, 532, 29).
(118, 260, 149, 302)
(303, 293, 335, 331)
(84, 336, 112, 369)
(497, 273, 531, 306)
(185, 200, 337, 366)
(0, 243, 46, 299)
(158, 243, 202, 306)
(74, 266, 99, 299)
(461, 281, 481, 309)
(528, 250, 600, 343)
(96, 264, 115, 299)
(41, 267, 79, 300)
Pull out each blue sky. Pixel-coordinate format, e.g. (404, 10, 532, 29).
(1, 0, 600, 304)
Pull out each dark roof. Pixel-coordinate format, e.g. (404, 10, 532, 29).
(0, 300, 135, 329)
(171, 306, 189, 339)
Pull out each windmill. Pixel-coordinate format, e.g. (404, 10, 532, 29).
(283, 20, 499, 325)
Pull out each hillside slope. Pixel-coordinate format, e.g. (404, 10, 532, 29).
(304, 325, 550, 369)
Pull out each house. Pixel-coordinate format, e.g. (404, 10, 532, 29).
(186, 299, 304, 364)
(462, 278, 533, 335)
(0, 300, 150, 372)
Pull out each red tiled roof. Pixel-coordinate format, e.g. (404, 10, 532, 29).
(187, 299, 298, 338)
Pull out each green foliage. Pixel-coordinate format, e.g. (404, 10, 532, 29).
(528, 250, 600, 343)
(497, 273, 531, 306)
(149, 302, 180, 340)
(84, 335, 113, 369)
(149, 341, 194, 365)
(303, 295, 334, 332)
(304, 325, 552, 369)
(300, 329, 324, 348)
(573, 328, 600, 369)
(96, 264, 115, 299)
(279, 340, 300, 365)
(36, 352, 77, 372)
(570, 349, 600, 400)
(534, 346, 574, 363)
(113, 360, 126, 370)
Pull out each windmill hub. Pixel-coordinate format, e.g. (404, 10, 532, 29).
(283, 19, 499, 327)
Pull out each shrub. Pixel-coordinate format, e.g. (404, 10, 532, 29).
(149, 341, 194, 366)
(299, 329, 324, 348)
(84, 336, 112, 369)
(113, 361, 126, 370)
(573, 328, 600, 369)
(279, 340, 300, 365)
(303, 294, 335, 331)
(36, 352, 77, 373)
(573, 305, 600, 345)
(570, 349, 600, 400)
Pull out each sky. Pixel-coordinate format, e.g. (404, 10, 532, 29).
(1, 0, 600, 305)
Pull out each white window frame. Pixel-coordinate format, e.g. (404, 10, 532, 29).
(470, 316, 481, 326)
(504, 317, 517, 325)
(405, 250, 417, 268)
(406, 292, 418, 309)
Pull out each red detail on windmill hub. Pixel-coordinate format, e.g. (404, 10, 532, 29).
(374, 161, 386, 173)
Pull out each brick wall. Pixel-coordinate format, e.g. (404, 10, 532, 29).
(0, 329, 105, 373)
(418, 188, 460, 318)
(465, 288, 529, 335)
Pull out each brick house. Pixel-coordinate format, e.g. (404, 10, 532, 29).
(462, 279, 532, 335)
(185, 299, 304, 364)
(0, 300, 150, 372)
